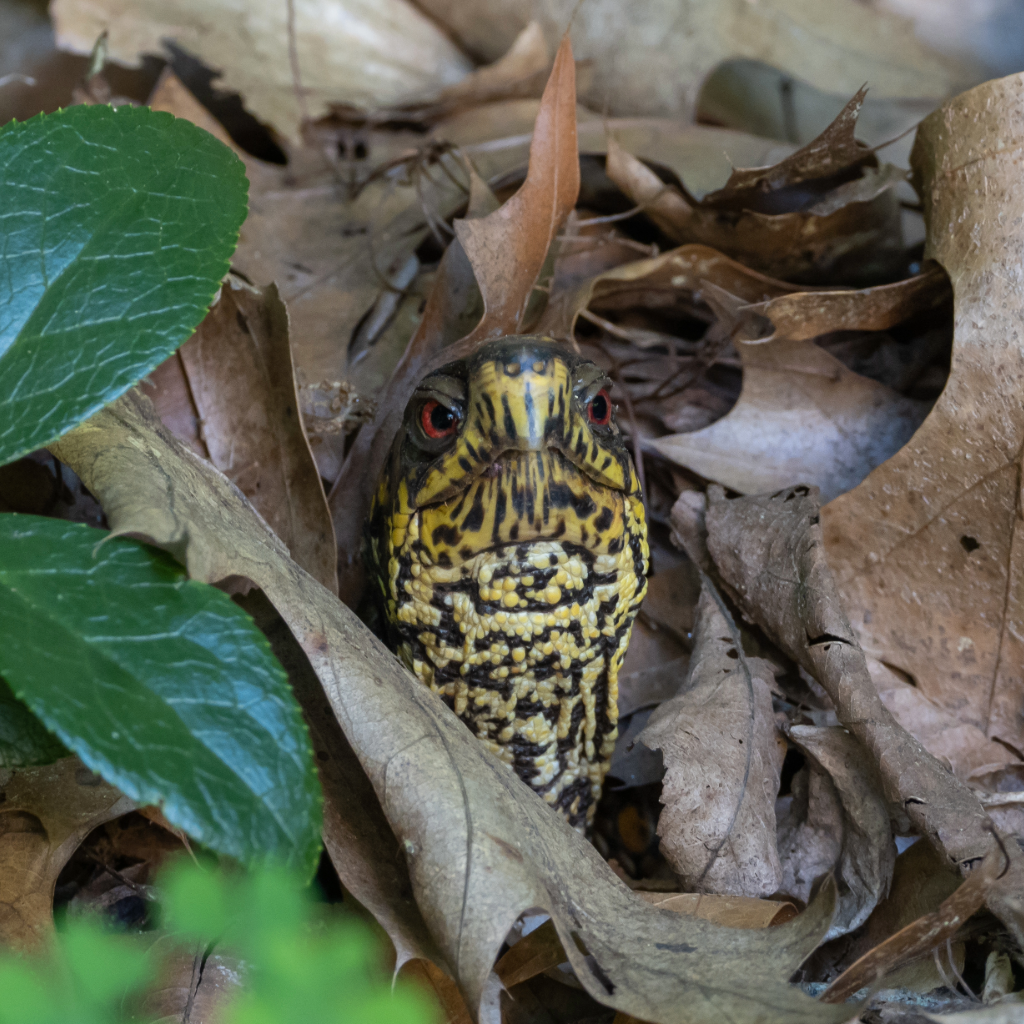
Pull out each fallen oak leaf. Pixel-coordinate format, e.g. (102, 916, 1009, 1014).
(494, 893, 801, 990)
(821, 72, 1024, 763)
(536, 242, 800, 342)
(0, 758, 133, 948)
(640, 585, 784, 897)
(737, 264, 951, 343)
(52, 390, 852, 1024)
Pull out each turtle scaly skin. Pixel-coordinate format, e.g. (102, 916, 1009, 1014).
(366, 337, 649, 828)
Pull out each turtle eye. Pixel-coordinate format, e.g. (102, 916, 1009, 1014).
(420, 399, 461, 439)
(587, 388, 612, 427)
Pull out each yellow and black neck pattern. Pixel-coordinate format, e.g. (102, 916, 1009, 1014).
(367, 337, 649, 828)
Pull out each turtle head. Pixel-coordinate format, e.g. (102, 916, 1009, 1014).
(379, 336, 641, 566)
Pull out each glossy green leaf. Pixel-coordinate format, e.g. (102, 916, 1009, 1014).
(0, 514, 322, 874)
(0, 676, 67, 769)
(0, 104, 247, 465)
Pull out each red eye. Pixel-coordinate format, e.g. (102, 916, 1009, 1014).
(587, 388, 612, 426)
(420, 399, 460, 439)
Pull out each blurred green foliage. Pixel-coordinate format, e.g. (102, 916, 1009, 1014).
(0, 862, 435, 1024)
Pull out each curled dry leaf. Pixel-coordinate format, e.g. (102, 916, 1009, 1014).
(605, 95, 907, 284)
(438, 104, 794, 202)
(0, 757, 134, 948)
(640, 586, 784, 897)
(52, 390, 852, 1024)
(651, 284, 930, 503)
(781, 725, 894, 939)
(51, 0, 473, 139)
(455, 33, 579, 344)
(698, 485, 992, 875)
(155, 279, 338, 595)
(537, 242, 799, 342)
(415, 0, 957, 117)
(821, 72, 1024, 765)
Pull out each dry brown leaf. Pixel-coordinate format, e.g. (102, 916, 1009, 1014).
(822, 845, 1005, 1003)
(52, 391, 852, 1024)
(640, 587, 784, 897)
(740, 265, 951, 343)
(51, 0, 473, 139)
(847, 839, 965, 996)
(0, 758, 133, 948)
(821, 72, 1024, 763)
(455, 33, 579, 344)
(494, 892, 800, 991)
(142, 944, 244, 1024)
(651, 290, 929, 503)
(637, 892, 798, 929)
(537, 243, 799, 342)
(401, 958, 475, 1024)
(606, 128, 906, 283)
(495, 920, 567, 989)
(780, 726, 894, 938)
(415, 0, 957, 117)
(160, 280, 338, 594)
(867, 659, 1017, 779)
(696, 485, 993, 875)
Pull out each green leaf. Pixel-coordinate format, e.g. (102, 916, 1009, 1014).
(0, 514, 322, 874)
(0, 104, 248, 465)
(0, 676, 67, 768)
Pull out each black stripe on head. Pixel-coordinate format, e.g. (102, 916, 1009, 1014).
(501, 393, 517, 439)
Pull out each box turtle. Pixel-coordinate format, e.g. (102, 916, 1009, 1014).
(366, 336, 649, 828)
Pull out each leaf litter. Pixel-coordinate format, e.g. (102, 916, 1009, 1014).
(3, 2, 1024, 1022)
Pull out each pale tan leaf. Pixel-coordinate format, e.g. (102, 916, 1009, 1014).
(782, 726, 894, 938)
(640, 587, 784, 897)
(52, 391, 851, 1024)
(651, 306, 928, 503)
(51, 0, 473, 139)
(415, 0, 958, 117)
